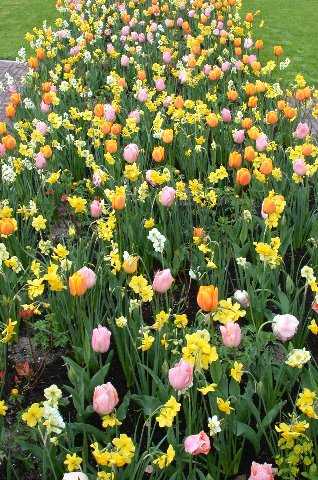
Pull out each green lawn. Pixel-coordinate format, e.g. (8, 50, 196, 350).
(0, 0, 57, 59)
(242, 0, 318, 85)
(0, 0, 317, 86)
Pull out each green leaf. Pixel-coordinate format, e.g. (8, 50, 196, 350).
(117, 393, 131, 421)
(235, 421, 260, 454)
(89, 352, 114, 395)
(131, 394, 161, 416)
(261, 401, 285, 430)
(277, 290, 290, 313)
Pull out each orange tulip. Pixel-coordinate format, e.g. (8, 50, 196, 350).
(236, 168, 251, 186)
(259, 158, 273, 175)
(0, 122, 6, 135)
(28, 57, 39, 69)
(2, 135, 16, 150)
(262, 198, 276, 214)
(5, 104, 16, 119)
(112, 193, 126, 211)
(36, 48, 46, 61)
(41, 145, 53, 159)
(0, 218, 17, 236)
(105, 139, 118, 154)
(197, 285, 219, 312)
(266, 111, 278, 125)
(245, 83, 256, 97)
(193, 227, 205, 238)
(94, 103, 105, 117)
(248, 96, 258, 108)
(206, 113, 219, 128)
(174, 96, 184, 109)
(302, 144, 313, 157)
(273, 45, 283, 57)
(255, 39, 264, 50)
(111, 123, 122, 136)
(69, 272, 87, 296)
(122, 256, 139, 274)
(244, 146, 256, 162)
(161, 129, 174, 144)
(228, 151, 242, 168)
(241, 117, 253, 130)
(227, 89, 238, 102)
(10, 92, 21, 106)
(152, 146, 165, 163)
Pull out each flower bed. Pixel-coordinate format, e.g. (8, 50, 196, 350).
(0, 0, 318, 479)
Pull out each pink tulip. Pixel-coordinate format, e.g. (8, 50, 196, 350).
(93, 383, 119, 415)
(0, 144, 6, 157)
(179, 72, 187, 83)
(168, 360, 193, 390)
(90, 200, 102, 218)
(221, 108, 232, 122)
(248, 462, 275, 480)
(256, 134, 268, 152)
(36, 121, 48, 134)
(35, 152, 47, 169)
(163, 96, 172, 108)
(312, 301, 318, 314)
(294, 122, 310, 140)
(248, 54, 257, 64)
(221, 61, 231, 72)
(131, 31, 138, 41)
(203, 64, 212, 75)
(159, 186, 176, 207)
(152, 269, 174, 293)
(128, 110, 141, 123)
(121, 26, 130, 36)
(177, 17, 184, 27)
(188, 9, 195, 17)
(184, 431, 211, 455)
(78, 267, 96, 289)
(123, 143, 139, 163)
(155, 78, 166, 91)
(137, 88, 148, 102)
(104, 104, 116, 122)
(293, 158, 308, 176)
(272, 314, 299, 342)
(120, 55, 130, 67)
(40, 101, 50, 113)
(91, 325, 111, 353)
(147, 32, 154, 43)
(162, 51, 172, 64)
(233, 129, 245, 144)
(220, 321, 241, 347)
(150, 22, 158, 32)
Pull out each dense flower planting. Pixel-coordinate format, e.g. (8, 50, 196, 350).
(0, 0, 318, 478)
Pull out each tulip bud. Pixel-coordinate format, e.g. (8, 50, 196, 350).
(91, 325, 111, 353)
